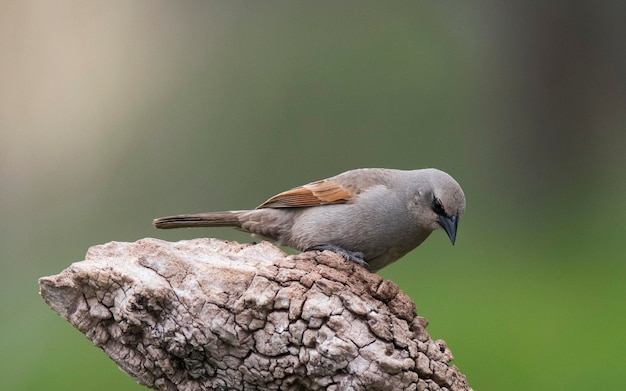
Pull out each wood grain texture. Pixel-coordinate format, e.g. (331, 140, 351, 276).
(39, 238, 472, 391)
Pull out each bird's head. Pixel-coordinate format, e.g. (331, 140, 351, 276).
(412, 169, 466, 244)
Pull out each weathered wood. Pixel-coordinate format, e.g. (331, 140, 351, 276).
(39, 238, 472, 391)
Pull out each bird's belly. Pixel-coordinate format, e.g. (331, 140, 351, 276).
(288, 204, 426, 269)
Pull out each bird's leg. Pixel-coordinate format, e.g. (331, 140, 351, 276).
(307, 244, 369, 269)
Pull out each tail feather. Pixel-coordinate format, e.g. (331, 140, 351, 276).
(153, 211, 244, 229)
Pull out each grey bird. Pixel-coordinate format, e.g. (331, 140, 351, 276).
(153, 168, 466, 271)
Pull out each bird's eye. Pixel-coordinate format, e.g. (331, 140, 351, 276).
(432, 197, 446, 216)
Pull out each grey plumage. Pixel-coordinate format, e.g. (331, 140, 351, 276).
(154, 168, 466, 271)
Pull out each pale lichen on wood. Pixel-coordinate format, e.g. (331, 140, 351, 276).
(39, 238, 472, 391)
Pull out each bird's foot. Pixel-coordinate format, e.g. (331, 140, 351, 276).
(307, 244, 369, 269)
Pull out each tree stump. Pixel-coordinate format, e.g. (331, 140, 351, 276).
(39, 238, 472, 391)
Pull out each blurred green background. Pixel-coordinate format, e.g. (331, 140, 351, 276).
(2, 1, 625, 390)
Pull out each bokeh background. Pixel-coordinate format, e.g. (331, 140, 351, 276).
(2, 1, 625, 390)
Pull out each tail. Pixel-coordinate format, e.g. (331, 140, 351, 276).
(153, 211, 246, 229)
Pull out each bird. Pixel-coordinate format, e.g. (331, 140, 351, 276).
(153, 168, 466, 271)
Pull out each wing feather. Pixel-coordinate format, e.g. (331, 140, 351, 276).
(257, 179, 353, 208)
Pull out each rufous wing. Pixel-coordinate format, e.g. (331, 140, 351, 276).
(257, 179, 354, 208)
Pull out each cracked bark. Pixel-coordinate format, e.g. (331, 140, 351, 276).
(39, 238, 473, 391)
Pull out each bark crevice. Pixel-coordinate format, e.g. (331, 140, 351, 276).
(39, 238, 472, 391)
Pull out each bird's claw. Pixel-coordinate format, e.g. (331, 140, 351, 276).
(308, 244, 370, 269)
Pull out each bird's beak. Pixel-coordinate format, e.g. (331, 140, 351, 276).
(438, 214, 459, 245)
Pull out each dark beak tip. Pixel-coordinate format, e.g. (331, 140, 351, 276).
(438, 214, 459, 246)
